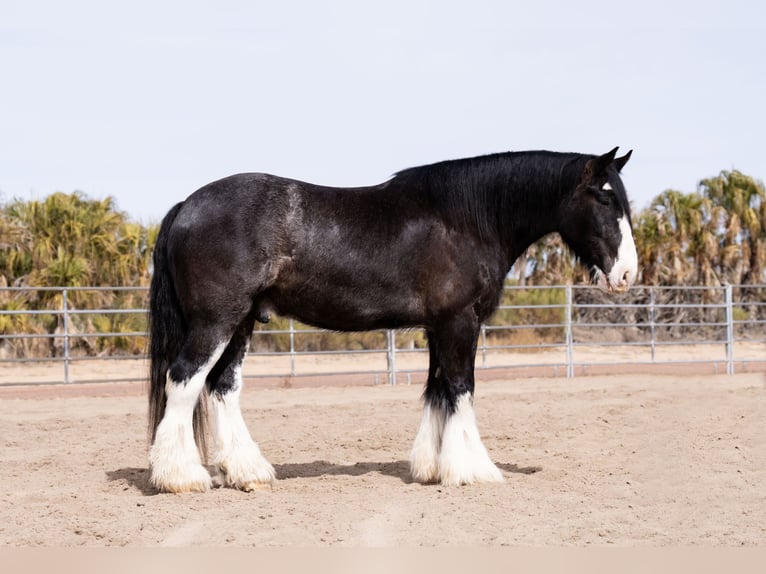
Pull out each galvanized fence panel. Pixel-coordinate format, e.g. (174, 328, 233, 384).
(1, 284, 764, 386)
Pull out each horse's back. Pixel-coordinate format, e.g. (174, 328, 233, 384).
(172, 172, 287, 228)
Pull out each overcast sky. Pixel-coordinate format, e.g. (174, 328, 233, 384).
(2, 1, 764, 223)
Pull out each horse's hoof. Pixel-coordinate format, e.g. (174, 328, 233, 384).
(438, 463, 505, 486)
(216, 447, 276, 491)
(164, 480, 211, 494)
(409, 459, 439, 484)
(149, 461, 213, 494)
(240, 481, 274, 492)
(151, 474, 213, 494)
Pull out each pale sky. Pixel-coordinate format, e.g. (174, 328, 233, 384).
(2, 0, 764, 223)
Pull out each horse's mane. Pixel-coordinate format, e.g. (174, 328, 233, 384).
(392, 151, 587, 242)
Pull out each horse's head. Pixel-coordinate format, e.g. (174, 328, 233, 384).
(559, 147, 637, 293)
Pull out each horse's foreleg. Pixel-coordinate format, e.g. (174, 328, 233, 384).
(149, 340, 227, 493)
(410, 331, 445, 482)
(208, 319, 275, 491)
(438, 392, 504, 486)
(429, 312, 504, 486)
(410, 401, 446, 482)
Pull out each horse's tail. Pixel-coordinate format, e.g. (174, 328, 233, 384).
(147, 201, 207, 457)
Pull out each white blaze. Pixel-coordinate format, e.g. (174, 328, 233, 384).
(608, 215, 638, 291)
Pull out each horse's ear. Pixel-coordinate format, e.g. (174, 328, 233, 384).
(613, 149, 632, 172)
(581, 147, 619, 184)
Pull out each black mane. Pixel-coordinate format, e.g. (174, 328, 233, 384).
(392, 150, 590, 243)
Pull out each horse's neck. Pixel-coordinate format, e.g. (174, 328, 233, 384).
(499, 170, 567, 268)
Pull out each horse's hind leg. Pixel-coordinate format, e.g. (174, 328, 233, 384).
(149, 331, 229, 493)
(207, 314, 276, 491)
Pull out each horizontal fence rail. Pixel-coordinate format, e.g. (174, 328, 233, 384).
(1, 284, 764, 387)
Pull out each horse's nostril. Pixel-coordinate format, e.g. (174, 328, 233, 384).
(622, 271, 630, 283)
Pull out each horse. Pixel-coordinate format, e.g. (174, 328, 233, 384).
(147, 146, 637, 493)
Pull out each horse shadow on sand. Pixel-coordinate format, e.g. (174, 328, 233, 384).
(106, 467, 157, 495)
(274, 460, 541, 483)
(106, 461, 541, 495)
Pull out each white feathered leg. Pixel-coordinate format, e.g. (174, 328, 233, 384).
(149, 344, 226, 493)
(438, 393, 504, 486)
(211, 363, 275, 491)
(410, 401, 446, 483)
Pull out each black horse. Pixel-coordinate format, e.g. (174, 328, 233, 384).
(147, 147, 636, 493)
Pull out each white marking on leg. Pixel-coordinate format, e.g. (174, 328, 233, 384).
(438, 393, 504, 486)
(608, 215, 638, 291)
(149, 343, 226, 493)
(410, 401, 446, 483)
(211, 363, 275, 491)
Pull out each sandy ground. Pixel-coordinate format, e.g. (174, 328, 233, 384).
(1, 370, 765, 547)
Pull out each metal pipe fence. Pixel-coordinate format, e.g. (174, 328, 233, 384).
(0, 284, 764, 386)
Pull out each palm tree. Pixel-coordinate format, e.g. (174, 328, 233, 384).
(1, 192, 159, 356)
(0, 210, 31, 285)
(4, 191, 153, 288)
(633, 209, 666, 285)
(646, 190, 704, 284)
(700, 171, 766, 285)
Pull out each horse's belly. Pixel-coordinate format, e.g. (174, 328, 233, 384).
(265, 282, 425, 332)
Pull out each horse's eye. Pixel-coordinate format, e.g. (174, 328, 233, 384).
(596, 190, 612, 206)
(589, 186, 611, 206)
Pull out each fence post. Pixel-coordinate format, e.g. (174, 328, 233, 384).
(62, 289, 70, 384)
(724, 284, 734, 375)
(386, 329, 397, 385)
(289, 319, 296, 377)
(649, 287, 656, 362)
(480, 324, 487, 368)
(565, 285, 574, 378)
